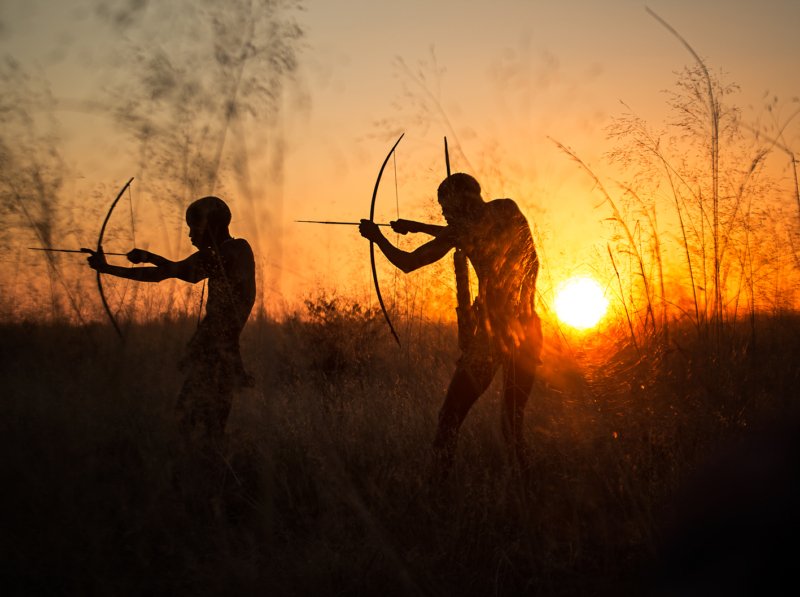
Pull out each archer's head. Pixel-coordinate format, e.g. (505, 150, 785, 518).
(437, 173, 484, 227)
(186, 196, 232, 249)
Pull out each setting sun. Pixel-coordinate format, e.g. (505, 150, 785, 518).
(554, 277, 609, 330)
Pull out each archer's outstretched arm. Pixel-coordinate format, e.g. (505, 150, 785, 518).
(360, 220, 453, 273)
(390, 219, 446, 237)
(88, 249, 206, 283)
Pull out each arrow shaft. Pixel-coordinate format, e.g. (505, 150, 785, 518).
(295, 220, 391, 227)
(29, 247, 128, 256)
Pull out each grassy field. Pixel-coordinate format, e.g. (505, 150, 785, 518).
(2, 305, 799, 596)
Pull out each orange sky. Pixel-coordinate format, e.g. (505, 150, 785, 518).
(1, 0, 799, 322)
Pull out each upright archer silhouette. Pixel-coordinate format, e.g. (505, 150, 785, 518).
(360, 172, 542, 473)
(88, 196, 255, 445)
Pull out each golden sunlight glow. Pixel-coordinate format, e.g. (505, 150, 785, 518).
(554, 277, 609, 330)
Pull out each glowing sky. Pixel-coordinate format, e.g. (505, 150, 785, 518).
(1, 0, 798, 318)
(288, 0, 800, 303)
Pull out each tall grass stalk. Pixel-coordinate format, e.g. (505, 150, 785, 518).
(646, 9, 724, 331)
(550, 138, 656, 334)
(607, 243, 638, 353)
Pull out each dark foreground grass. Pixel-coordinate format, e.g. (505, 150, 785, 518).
(1, 310, 798, 596)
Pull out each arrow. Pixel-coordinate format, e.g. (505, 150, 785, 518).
(445, 136, 451, 177)
(29, 247, 129, 256)
(295, 220, 391, 227)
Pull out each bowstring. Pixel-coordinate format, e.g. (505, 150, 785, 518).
(392, 149, 400, 319)
(115, 182, 139, 326)
(127, 183, 137, 248)
(197, 282, 206, 328)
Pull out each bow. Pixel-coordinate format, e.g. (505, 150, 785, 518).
(369, 134, 404, 346)
(96, 177, 134, 340)
(445, 137, 476, 350)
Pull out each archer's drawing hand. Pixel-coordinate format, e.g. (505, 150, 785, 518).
(390, 219, 418, 235)
(87, 249, 109, 273)
(126, 248, 153, 264)
(359, 219, 382, 242)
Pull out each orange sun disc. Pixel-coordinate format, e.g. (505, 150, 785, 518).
(554, 276, 609, 330)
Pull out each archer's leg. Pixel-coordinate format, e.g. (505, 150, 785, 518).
(433, 359, 496, 475)
(176, 361, 231, 450)
(501, 356, 536, 469)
